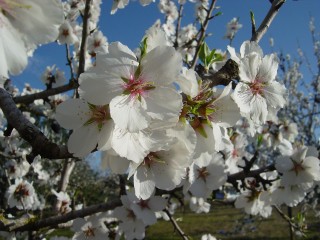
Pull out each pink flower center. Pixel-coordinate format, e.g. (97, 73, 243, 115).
(83, 226, 96, 237)
(85, 104, 111, 131)
(250, 79, 265, 96)
(122, 74, 155, 100)
(197, 167, 210, 182)
(14, 183, 30, 198)
(290, 161, 305, 176)
(138, 199, 150, 209)
(143, 152, 161, 168)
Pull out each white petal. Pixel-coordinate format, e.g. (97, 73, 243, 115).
(240, 40, 263, 58)
(10, 0, 63, 45)
(110, 95, 151, 132)
(0, 14, 27, 77)
(239, 53, 262, 83)
(68, 126, 99, 157)
(55, 99, 90, 130)
(257, 54, 279, 82)
(146, 86, 182, 124)
(79, 71, 123, 105)
(141, 46, 182, 85)
(134, 166, 156, 200)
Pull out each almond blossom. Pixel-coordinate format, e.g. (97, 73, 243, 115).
(234, 51, 287, 124)
(275, 145, 320, 188)
(6, 178, 36, 210)
(79, 41, 183, 133)
(55, 98, 114, 157)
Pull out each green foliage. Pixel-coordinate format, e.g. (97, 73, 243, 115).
(199, 42, 224, 72)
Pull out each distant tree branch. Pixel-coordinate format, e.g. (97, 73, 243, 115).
(251, 0, 286, 43)
(0, 88, 73, 160)
(0, 199, 122, 232)
(190, 0, 217, 69)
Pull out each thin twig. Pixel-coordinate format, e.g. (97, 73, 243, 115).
(65, 44, 75, 81)
(173, 4, 184, 49)
(190, 0, 217, 69)
(251, 0, 286, 43)
(77, 0, 92, 77)
(163, 209, 189, 240)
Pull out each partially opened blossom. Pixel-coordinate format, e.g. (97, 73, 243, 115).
(0, 0, 64, 81)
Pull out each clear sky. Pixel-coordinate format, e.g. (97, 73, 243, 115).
(11, 0, 320, 90)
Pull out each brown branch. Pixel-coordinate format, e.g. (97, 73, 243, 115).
(250, 0, 286, 43)
(173, 4, 184, 49)
(0, 199, 122, 232)
(227, 164, 276, 190)
(66, 44, 75, 81)
(0, 88, 73, 159)
(77, 0, 92, 77)
(163, 208, 189, 240)
(13, 80, 78, 105)
(198, 59, 239, 88)
(190, 0, 217, 69)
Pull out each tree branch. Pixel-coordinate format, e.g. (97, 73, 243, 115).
(13, 80, 78, 105)
(0, 88, 73, 159)
(77, 0, 92, 77)
(190, 0, 217, 69)
(0, 199, 122, 232)
(251, 0, 286, 43)
(198, 59, 239, 87)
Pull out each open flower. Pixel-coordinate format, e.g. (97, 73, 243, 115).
(234, 51, 286, 124)
(79, 42, 183, 133)
(6, 178, 36, 210)
(55, 98, 114, 157)
(275, 145, 320, 188)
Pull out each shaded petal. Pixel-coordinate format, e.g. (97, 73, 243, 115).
(55, 99, 90, 130)
(68, 126, 99, 157)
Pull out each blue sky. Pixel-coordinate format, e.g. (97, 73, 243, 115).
(11, 0, 320, 90)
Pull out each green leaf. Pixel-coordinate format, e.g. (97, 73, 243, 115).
(140, 37, 148, 60)
(199, 42, 210, 65)
(206, 48, 216, 66)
